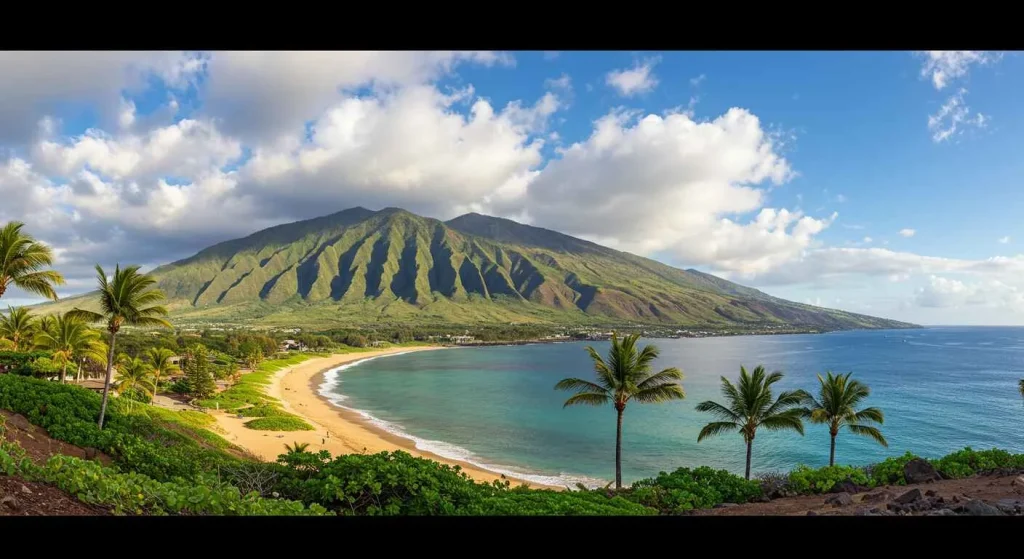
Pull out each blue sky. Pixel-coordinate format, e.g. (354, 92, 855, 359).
(1, 51, 1021, 324)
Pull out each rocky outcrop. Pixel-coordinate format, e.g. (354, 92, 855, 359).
(904, 459, 942, 484)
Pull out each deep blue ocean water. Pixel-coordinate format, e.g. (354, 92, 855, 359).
(320, 327, 1024, 486)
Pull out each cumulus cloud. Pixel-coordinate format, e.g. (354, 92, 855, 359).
(519, 106, 825, 275)
(899, 228, 916, 238)
(915, 274, 1024, 312)
(998, 236, 1010, 244)
(605, 58, 660, 97)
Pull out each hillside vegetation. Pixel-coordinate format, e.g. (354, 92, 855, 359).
(33, 207, 916, 330)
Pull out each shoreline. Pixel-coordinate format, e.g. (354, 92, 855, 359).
(213, 347, 561, 490)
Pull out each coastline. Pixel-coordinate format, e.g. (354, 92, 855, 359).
(212, 347, 560, 490)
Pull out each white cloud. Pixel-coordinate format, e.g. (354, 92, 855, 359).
(928, 88, 988, 143)
(690, 74, 706, 87)
(918, 51, 1000, 90)
(998, 236, 1010, 244)
(605, 58, 660, 97)
(899, 228, 916, 238)
(520, 106, 821, 276)
(915, 274, 1024, 312)
(544, 74, 572, 92)
(863, 236, 873, 244)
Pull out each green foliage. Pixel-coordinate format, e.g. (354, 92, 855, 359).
(244, 416, 314, 431)
(0, 221, 65, 301)
(787, 464, 871, 494)
(625, 466, 763, 513)
(0, 374, 241, 481)
(930, 447, 1024, 479)
(183, 345, 217, 400)
(197, 354, 311, 411)
(863, 452, 920, 486)
(236, 404, 280, 418)
(271, 449, 653, 516)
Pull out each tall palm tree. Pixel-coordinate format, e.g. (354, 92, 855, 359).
(145, 347, 180, 398)
(114, 354, 155, 414)
(0, 221, 65, 301)
(32, 313, 104, 384)
(67, 264, 171, 429)
(696, 365, 805, 480)
(796, 371, 887, 467)
(0, 306, 37, 350)
(555, 333, 685, 489)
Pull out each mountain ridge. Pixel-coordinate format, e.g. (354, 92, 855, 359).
(32, 207, 917, 330)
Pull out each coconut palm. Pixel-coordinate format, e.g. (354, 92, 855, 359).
(145, 347, 180, 399)
(32, 313, 104, 384)
(796, 372, 887, 467)
(114, 354, 155, 414)
(67, 264, 171, 429)
(0, 221, 65, 301)
(555, 332, 685, 489)
(696, 365, 805, 480)
(0, 306, 37, 350)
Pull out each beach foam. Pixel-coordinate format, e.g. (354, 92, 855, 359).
(318, 353, 608, 489)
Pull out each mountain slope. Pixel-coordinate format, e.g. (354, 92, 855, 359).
(35, 207, 916, 330)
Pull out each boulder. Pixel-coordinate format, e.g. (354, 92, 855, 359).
(1013, 476, 1024, 494)
(825, 492, 853, 506)
(959, 500, 1004, 516)
(860, 490, 892, 504)
(806, 511, 818, 516)
(994, 499, 1023, 515)
(924, 508, 957, 516)
(19, 484, 32, 495)
(1, 495, 19, 511)
(830, 480, 863, 494)
(904, 458, 942, 484)
(895, 488, 924, 505)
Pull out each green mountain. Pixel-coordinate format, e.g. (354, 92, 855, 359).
(36, 207, 916, 330)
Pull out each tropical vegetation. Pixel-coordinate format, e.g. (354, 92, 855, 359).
(695, 365, 806, 479)
(555, 332, 685, 489)
(796, 371, 887, 466)
(0, 220, 65, 301)
(67, 264, 171, 429)
(33, 313, 105, 384)
(0, 306, 37, 351)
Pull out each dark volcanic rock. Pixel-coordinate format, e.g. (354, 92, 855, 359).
(806, 511, 818, 516)
(895, 488, 924, 505)
(904, 458, 942, 484)
(1, 495, 19, 511)
(830, 480, 864, 494)
(713, 503, 739, 508)
(995, 499, 1023, 514)
(924, 508, 957, 516)
(861, 491, 892, 504)
(959, 500, 1004, 516)
(825, 492, 853, 506)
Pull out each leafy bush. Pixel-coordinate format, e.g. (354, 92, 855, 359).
(0, 374, 241, 481)
(244, 416, 314, 431)
(863, 452, 920, 486)
(931, 447, 1024, 479)
(788, 464, 871, 494)
(624, 466, 763, 513)
(168, 378, 190, 394)
(757, 470, 793, 497)
(465, 487, 655, 516)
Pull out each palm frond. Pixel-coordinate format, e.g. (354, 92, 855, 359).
(697, 421, 740, 442)
(563, 392, 611, 408)
(852, 407, 884, 425)
(759, 410, 805, 435)
(636, 367, 683, 390)
(554, 377, 609, 395)
(848, 424, 888, 447)
(694, 400, 741, 421)
(66, 309, 105, 324)
(632, 383, 685, 403)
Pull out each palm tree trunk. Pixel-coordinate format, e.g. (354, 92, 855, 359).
(829, 433, 837, 467)
(745, 440, 753, 480)
(76, 360, 83, 382)
(98, 331, 117, 430)
(615, 407, 624, 490)
(60, 361, 68, 384)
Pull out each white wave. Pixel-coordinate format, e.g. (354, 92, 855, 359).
(318, 352, 608, 489)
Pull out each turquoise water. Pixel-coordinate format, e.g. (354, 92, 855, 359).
(321, 327, 1024, 486)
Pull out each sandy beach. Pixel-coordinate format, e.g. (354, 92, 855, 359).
(211, 347, 557, 489)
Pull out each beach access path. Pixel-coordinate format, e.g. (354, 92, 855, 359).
(210, 347, 558, 489)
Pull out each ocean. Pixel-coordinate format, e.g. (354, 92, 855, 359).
(319, 327, 1024, 487)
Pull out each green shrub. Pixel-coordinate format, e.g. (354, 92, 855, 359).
(864, 452, 920, 486)
(244, 416, 314, 431)
(465, 487, 655, 516)
(0, 374, 241, 481)
(236, 404, 282, 418)
(931, 447, 1024, 479)
(787, 464, 872, 494)
(197, 354, 311, 411)
(624, 466, 763, 513)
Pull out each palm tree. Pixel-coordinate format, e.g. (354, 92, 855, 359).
(796, 372, 887, 467)
(0, 306, 37, 350)
(32, 313, 104, 384)
(555, 333, 685, 489)
(145, 347, 180, 399)
(0, 221, 65, 301)
(696, 365, 805, 480)
(114, 354, 155, 414)
(285, 441, 310, 453)
(67, 264, 171, 429)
